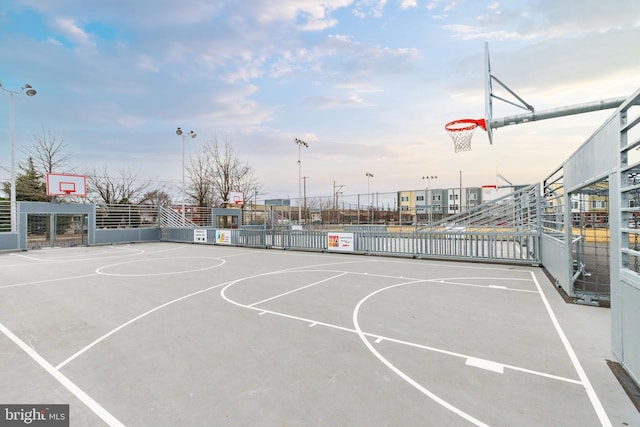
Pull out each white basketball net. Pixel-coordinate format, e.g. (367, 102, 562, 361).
(445, 121, 479, 153)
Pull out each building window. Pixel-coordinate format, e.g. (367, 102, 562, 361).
(470, 193, 477, 200)
(592, 200, 607, 209)
(449, 204, 459, 211)
(401, 206, 409, 211)
(401, 196, 409, 202)
(416, 195, 424, 201)
(432, 195, 441, 201)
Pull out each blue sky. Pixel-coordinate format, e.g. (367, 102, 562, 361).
(0, 0, 639, 202)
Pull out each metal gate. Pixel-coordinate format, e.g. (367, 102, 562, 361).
(27, 214, 87, 249)
(570, 178, 610, 305)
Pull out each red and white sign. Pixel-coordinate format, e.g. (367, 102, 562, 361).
(327, 232, 354, 252)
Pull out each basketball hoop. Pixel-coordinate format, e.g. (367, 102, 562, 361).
(444, 119, 487, 153)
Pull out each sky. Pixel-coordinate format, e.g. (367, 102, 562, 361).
(0, 0, 639, 204)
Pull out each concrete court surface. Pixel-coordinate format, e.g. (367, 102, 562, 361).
(0, 242, 638, 427)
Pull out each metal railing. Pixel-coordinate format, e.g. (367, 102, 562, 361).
(96, 204, 161, 229)
(0, 200, 11, 232)
(197, 228, 540, 264)
(159, 206, 199, 228)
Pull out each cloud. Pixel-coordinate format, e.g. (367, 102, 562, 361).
(352, 0, 387, 18)
(398, 0, 417, 9)
(210, 84, 276, 126)
(52, 16, 95, 48)
(442, 0, 640, 41)
(136, 55, 159, 72)
(305, 82, 382, 109)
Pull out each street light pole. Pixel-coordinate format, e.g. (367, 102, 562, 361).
(365, 172, 374, 224)
(422, 175, 437, 224)
(176, 127, 196, 224)
(294, 138, 308, 226)
(0, 82, 37, 232)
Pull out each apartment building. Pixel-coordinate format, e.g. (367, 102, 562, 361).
(401, 186, 484, 224)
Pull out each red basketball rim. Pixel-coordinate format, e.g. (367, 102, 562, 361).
(445, 118, 487, 132)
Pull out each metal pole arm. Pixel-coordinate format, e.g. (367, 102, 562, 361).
(490, 97, 626, 129)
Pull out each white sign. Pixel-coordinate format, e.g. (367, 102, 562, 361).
(215, 229, 232, 245)
(327, 232, 354, 252)
(193, 229, 207, 243)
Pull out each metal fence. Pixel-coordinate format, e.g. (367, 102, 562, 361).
(166, 227, 540, 264)
(0, 200, 11, 232)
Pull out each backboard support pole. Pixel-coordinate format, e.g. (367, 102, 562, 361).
(490, 97, 626, 130)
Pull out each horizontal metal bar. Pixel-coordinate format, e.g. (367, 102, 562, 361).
(490, 98, 626, 129)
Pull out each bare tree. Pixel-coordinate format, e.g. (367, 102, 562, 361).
(203, 136, 261, 206)
(185, 135, 261, 207)
(139, 189, 173, 206)
(186, 152, 216, 207)
(23, 126, 72, 176)
(87, 167, 152, 204)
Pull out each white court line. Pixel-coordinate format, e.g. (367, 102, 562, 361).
(351, 279, 490, 427)
(9, 248, 145, 263)
(466, 357, 504, 374)
(10, 253, 47, 261)
(55, 279, 239, 370)
(248, 272, 348, 307)
(426, 278, 537, 293)
(220, 271, 583, 386)
(530, 271, 612, 427)
(95, 257, 225, 277)
(380, 333, 582, 385)
(0, 322, 125, 427)
(0, 274, 99, 290)
(56, 257, 362, 370)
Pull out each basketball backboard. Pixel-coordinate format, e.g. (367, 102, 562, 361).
(447, 42, 626, 153)
(228, 191, 244, 206)
(46, 173, 87, 196)
(484, 41, 494, 145)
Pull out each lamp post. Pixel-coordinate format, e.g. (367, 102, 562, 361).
(294, 138, 308, 225)
(365, 172, 374, 224)
(422, 175, 437, 224)
(176, 127, 196, 224)
(0, 82, 37, 232)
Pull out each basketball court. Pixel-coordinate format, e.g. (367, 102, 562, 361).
(1, 242, 638, 426)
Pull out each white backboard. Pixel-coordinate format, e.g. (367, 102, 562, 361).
(46, 173, 87, 196)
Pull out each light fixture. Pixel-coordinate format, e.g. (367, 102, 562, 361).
(294, 138, 309, 225)
(0, 81, 38, 232)
(176, 127, 197, 224)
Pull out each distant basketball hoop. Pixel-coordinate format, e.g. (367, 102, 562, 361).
(444, 119, 487, 153)
(46, 173, 87, 197)
(228, 190, 245, 208)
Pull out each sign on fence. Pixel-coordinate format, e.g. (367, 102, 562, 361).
(327, 232, 354, 252)
(215, 229, 231, 245)
(194, 229, 207, 243)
